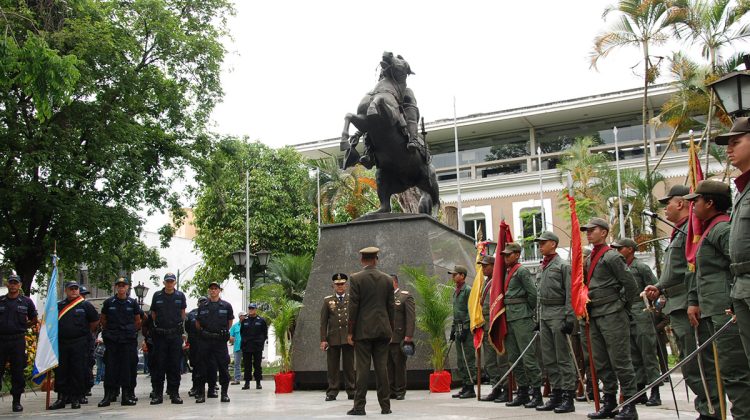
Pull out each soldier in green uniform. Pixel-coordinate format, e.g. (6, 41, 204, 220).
(611, 238, 661, 406)
(500, 243, 544, 409)
(581, 218, 639, 420)
(387, 274, 415, 400)
(714, 118, 750, 366)
(684, 180, 750, 419)
(644, 184, 720, 419)
(475, 255, 509, 403)
(320, 273, 355, 401)
(449, 264, 476, 399)
(346, 247, 395, 416)
(534, 231, 577, 413)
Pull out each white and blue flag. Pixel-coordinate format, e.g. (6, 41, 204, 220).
(32, 256, 59, 383)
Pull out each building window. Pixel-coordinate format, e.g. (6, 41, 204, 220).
(464, 217, 487, 241)
(519, 207, 543, 260)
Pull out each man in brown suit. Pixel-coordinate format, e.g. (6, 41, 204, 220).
(320, 273, 355, 401)
(347, 246, 395, 416)
(387, 274, 415, 401)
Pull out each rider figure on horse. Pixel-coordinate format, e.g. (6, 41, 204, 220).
(358, 53, 422, 168)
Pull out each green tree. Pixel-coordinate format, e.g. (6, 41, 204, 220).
(188, 137, 317, 296)
(557, 136, 611, 226)
(311, 158, 379, 223)
(264, 253, 313, 303)
(0, 0, 232, 293)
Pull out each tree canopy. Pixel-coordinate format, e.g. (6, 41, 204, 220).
(0, 0, 233, 293)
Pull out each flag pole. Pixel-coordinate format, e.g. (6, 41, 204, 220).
(46, 243, 57, 410)
(614, 126, 625, 238)
(453, 96, 463, 233)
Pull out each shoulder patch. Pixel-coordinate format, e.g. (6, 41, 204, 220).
(400, 290, 409, 294)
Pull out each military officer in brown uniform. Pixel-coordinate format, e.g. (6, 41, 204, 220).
(387, 274, 415, 400)
(347, 246, 395, 416)
(320, 273, 355, 401)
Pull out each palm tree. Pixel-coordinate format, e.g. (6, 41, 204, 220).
(310, 158, 379, 223)
(265, 253, 313, 302)
(268, 298, 303, 373)
(557, 136, 611, 226)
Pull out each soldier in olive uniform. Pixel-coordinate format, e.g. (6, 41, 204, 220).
(644, 184, 720, 418)
(611, 238, 661, 406)
(500, 243, 545, 409)
(685, 180, 750, 419)
(476, 256, 510, 403)
(346, 247, 395, 416)
(581, 218, 639, 420)
(0, 274, 38, 412)
(715, 119, 750, 366)
(534, 231, 577, 413)
(320, 273, 355, 401)
(449, 264, 476, 399)
(387, 274, 415, 400)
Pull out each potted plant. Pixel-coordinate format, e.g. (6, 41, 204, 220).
(402, 266, 453, 393)
(269, 297, 302, 393)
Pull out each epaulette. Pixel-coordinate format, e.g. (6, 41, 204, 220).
(324, 295, 333, 299)
(400, 290, 409, 294)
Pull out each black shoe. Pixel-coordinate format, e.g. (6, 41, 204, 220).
(98, 391, 115, 407)
(49, 397, 67, 410)
(188, 388, 197, 397)
(221, 394, 230, 402)
(121, 397, 136, 406)
(242, 381, 250, 390)
(207, 390, 219, 398)
(71, 400, 81, 409)
(554, 390, 575, 413)
(537, 389, 562, 411)
(524, 387, 543, 409)
(458, 386, 476, 399)
(79, 396, 88, 405)
(11, 398, 22, 413)
(452, 386, 468, 398)
(645, 387, 661, 407)
(195, 394, 205, 403)
(494, 388, 509, 403)
(613, 400, 638, 420)
(480, 388, 499, 402)
(150, 395, 163, 405)
(506, 387, 530, 407)
(256, 380, 262, 389)
(588, 393, 619, 419)
(382, 409, 392, 414)
(347, 408, 366, 415)
(86, 391, 92, 396)
(394, 394, 404, 400)
(325, 395, 336, 401)
(170, 394, 184, 404)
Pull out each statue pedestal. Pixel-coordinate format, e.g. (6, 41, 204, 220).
(291, 213, 477, 389)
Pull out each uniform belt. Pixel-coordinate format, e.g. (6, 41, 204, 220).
(588, 293, 621, 307)
(504, 297, 528, 304)
(730, 261, 750, 276)
(154, 326, 183, 336)
(662, 283, 686, 298)
(201, 330, 227, 340)
(539, 297, 564, 305)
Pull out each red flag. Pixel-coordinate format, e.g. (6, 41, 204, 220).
(568, 194, 588, 319)
(488, 220, 512, 353)
(685, 140, 704, 271)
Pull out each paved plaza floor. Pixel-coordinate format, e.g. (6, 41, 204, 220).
(0, 372, 721, 419)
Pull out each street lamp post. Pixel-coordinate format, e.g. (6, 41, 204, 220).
(707, 71, 750, 119)
(232, 249, 255, 306)
(133, 281, 149, 309)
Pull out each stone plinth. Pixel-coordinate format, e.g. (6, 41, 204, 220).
(292, 213, 477, 389)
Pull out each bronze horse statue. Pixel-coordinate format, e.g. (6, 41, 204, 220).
(340, 52, 440, 215)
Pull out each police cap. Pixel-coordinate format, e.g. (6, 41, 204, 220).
(6, 274, 20, 283)
(114, 276, 130, 286)
(163, 272, 177, 282)
(64, 281, 80, 289)
(714, 116, 750, 145)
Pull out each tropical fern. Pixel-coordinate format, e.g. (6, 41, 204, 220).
(265, 253, 312, 302)
(267, 298, 303, 373)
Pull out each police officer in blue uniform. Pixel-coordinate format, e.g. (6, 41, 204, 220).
(80, 285, 96, 403)
(49, 281, 99, 410)
(195, 281, 234, 403)
(186, 296, 207, 398)
(149, 272, 187, 404)
(240, 302, 268, 390)
(0, 274, 37, 412)
(98, 276, 142, 407)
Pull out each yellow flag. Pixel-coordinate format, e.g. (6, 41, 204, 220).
(468, 244, 485, 348)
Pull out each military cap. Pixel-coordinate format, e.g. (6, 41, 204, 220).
(207, 281, 221, 289)
(580, 217, 610, 232)
(501, 243, 522, 255)
(611, 238, 638, 249)
(248, 302, 257, 309)
(359, 246, 380, 255)
(448, 265, 468, 275)
(64, 281, 80, 289)
(683, 180, 732, 200)
(479, 255, 495, 265)
(332, 273, 348, 284)
(198, 296, 208, 304)
(114, 276, 130, 285)
(714, 116, 750, 145)
(6, 274, 20, 283)
(80, 285, 90, 295)
(163, 272, 177, 281)
(534, 231, 560, 243)
(658, 184, 690, 204)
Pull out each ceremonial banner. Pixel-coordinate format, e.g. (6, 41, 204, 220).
(685, 139, 704, 271)
(33, 256, 60, 383)
(488, 220, 512, 353)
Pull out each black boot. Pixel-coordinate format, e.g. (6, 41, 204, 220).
(554, 390, 575, 413)
(220, 384, 230, 402)
(195, 384, 206, 403)
(150, 387, 164, 405)
(70, 395, 81, 410)
(98, 389, 115, 407)
(536, 389, 562, 411)
(506, 386, 530, 407)
(11, 395, 22, 413)
(588, 393, 619, 419)
(79, 396, 88, 404)
(452, 385, 469, 398)
(49, 394, 67, 410)
(633, 384, 647, 404)
(169, 391, 184, 404)
(242, 380, 250, 390)
(121, 388, 136, 406)
(479, 387, 500, 402)
(256, 380, 262, 390)
(644, 386, 660, 407)
(207, 385, 219, 398)
(613, 399, 638, 420)
(458, 385, 476, 399)
(188, 387, 197, 397)
(524, 387, 543, 409)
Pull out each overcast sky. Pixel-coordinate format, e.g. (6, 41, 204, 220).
(207, 0, 739, 148)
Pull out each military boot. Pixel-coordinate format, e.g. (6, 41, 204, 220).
(536, 389, 562, 411)
(644, 386, 660, 407)
(121, 388, 137, 406)
(207, 385, 219, 398)
(613, 399, 638, 420)
(98, 389, 116, 407)
(524, 387, 543, 408)
(633, 384, 647, 404)
(479, 386, 500, 402)
(554, 390, 575, 413)
(587, 393, 619, 419)
(242, 380, 250, 389)
(188, 387, 197, 397)
(220, 384, 230, 402)
(169, 391, 184, 404)
(458, 385, 476, 399)
(452, 385, 470, 398)
(70, 395, 81, 410)
(11, 395, 22, 413)
(256, 380, 262, 390)
(195, 385, 206, 404)
(49, 394, 67, 410)
(150, 387, 164, 405)
(506, 386, 530, 407)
